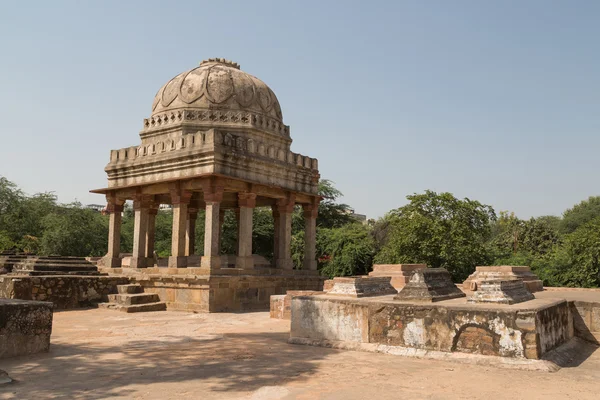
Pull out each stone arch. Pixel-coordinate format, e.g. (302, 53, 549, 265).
(451, 323, 501, 356)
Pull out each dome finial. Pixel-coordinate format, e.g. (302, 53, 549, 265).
(200, 58, 240, 70)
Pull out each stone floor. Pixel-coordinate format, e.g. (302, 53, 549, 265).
(1, 309, 599, 400)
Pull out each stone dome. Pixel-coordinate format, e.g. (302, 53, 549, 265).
(151, 58, 283, 122)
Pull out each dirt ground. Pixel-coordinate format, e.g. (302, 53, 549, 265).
(1, 308, 599, 400)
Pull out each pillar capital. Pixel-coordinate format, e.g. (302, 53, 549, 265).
(302, 200, 320, 219)
(238, 192, 257, 208)
(105, 193, 125, 213)
(133, 194, 154, 210)
(276, 194, 296, 214)
(188, 207, 199, 219)
(169, 188, 192, 205)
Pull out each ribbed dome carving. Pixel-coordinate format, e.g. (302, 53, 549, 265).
(151, 58, 283, 122)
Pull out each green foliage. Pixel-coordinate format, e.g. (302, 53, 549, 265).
(39, 202, 108, 257)
(0, 231, 15, 252)
(317, 223, 375, 278)
(560, 196, 600, 234)
(375, 191, 496, 281)
(317, 179, 354, 229)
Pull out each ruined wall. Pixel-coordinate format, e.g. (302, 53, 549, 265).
(0, 299, 53, 359)
(571, 301, 600, 344)
(290, 296, 573, 359)
(0, 276, 129, 309)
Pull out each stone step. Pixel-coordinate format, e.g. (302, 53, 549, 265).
(14, 264, 98, 271)
(10, 270, 105, 276)
(107, 293, 160, 305)
(117, 284, 143, 294)
(99, 302, 167, 313)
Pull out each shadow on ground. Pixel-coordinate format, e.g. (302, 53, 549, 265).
(2, 329, 334, 399)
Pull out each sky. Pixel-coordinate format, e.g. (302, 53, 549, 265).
(0, 0, 598, 219)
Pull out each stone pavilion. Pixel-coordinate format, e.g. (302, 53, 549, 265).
(91, 58, 324, 311)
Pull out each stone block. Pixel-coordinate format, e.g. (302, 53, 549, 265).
(270, 295, 285, 319)
(328, 277, 397, 298)
(0, 299, 53, 359)
(463, 266, 543, 293)
(468, 280, 534, 305)
(368, 264, 427, 290)
(394, 268, 466, 302)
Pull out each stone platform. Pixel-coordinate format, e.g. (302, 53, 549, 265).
(327, 276, 397, 298)
(289, 293, 573, 362)
(101, 266, 324, 312)
(0, 275, 130, 309)
(368, 264, 427, 290)
(270, 290, 325, 320)
(394, 268, 466, 302)
(463, 266, 543, 293)
(3, 255, 102, 276)
(0, 299, 53, 359)
(468, 280, 535, 305)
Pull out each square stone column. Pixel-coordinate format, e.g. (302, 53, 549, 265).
(145, 206, 158, 265)
(131, 195, 152, 268)
(236, 193, 256, 269)
(272, 206, 280, 266)
(275, 195, 295, 269)
(104, 195, 124, 268)
(303, 200, 319, 271)
(201, 184, 224, 270)
(169, 187, 192, 268)
(185, 208, 198, 256)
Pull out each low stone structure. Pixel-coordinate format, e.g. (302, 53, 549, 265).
(100, 284, 166, 313)
(368, 264, 427, 290)
(468, 280, 535, 305)
(289, 294, 573, 361)
(394, 268, 466, 302)
(571, 300, 600, 344)
(327, 276, 397, 298)
(0, 275, 129, 309)
(463, 266, 543, 293)
(0, 299, 53, 359)
(10, 256, 101, 276)
(270, 290, 325, 320)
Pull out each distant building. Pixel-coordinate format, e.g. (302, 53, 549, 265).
(85, 204, 105, 212)
(345, 208, 367, 224)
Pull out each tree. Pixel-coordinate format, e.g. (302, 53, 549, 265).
(317, 223, 376, 278)
(560, 196, 600, 234)
(375, 191, 496, 281)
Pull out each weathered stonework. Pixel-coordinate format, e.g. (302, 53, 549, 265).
(106, 267, 324, 312)
(289, 294, 573, 360)
(394, 268, 466, 302)
(0, 299, 53, 359)
(368, 264, 427, 290)
(269, 290, 325, 320)
(468, 280, 535, 305)
(0, 275, 129, 309)
(570, 300, 600, 344)
(327, 276, 397, 298)
(463, 266, 543, 293)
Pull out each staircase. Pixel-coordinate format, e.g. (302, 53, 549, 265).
(99, 284, 166, 313)
(9, 256, 103, 276)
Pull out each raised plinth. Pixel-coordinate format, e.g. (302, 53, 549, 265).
(0, 299, 53, 359)
(368, 264, 427, 290)
(463, 266, 544, 293)
(468, 279, 535, 305)
(327, 276, 397, 298)
(9, 256, 103, 276)
(394, 268, 466, 302)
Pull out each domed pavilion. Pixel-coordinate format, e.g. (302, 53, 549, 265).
(91, 59, 323, 312)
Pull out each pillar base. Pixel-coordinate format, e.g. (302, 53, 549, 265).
(235, 256, 254, 270)
(276, 258, 294, 270)
(201, 256, 221, 270)
(168, 256, 188, 268)
(303, 259, 317, 271)
(130, 257, 150, 268)
(103, 257, 122, 268)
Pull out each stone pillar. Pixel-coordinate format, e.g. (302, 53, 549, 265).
(145, 206, 158, 266)
(169, 187, 192, 268)
(303, 201, 319, 271)
(185, 208, 198, 256)
(236, 193, 256, 269)
(272, 206, 280, 267)
(131, 195, 152, 268)
(217, 209, 225, 254)
(105, 196, 124, 268)
(201, 184, 224, 270)
(275, 195, 295, 269)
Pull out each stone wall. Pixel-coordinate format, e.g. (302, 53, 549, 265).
(571, 301, 600, 344)
(127, 269, 325, 312)
(290, 295, 573, 360)
(0, 299, 53, 359)
(0, 276, 129, 309)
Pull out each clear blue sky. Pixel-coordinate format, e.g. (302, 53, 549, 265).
(0, 1, 598, 219)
